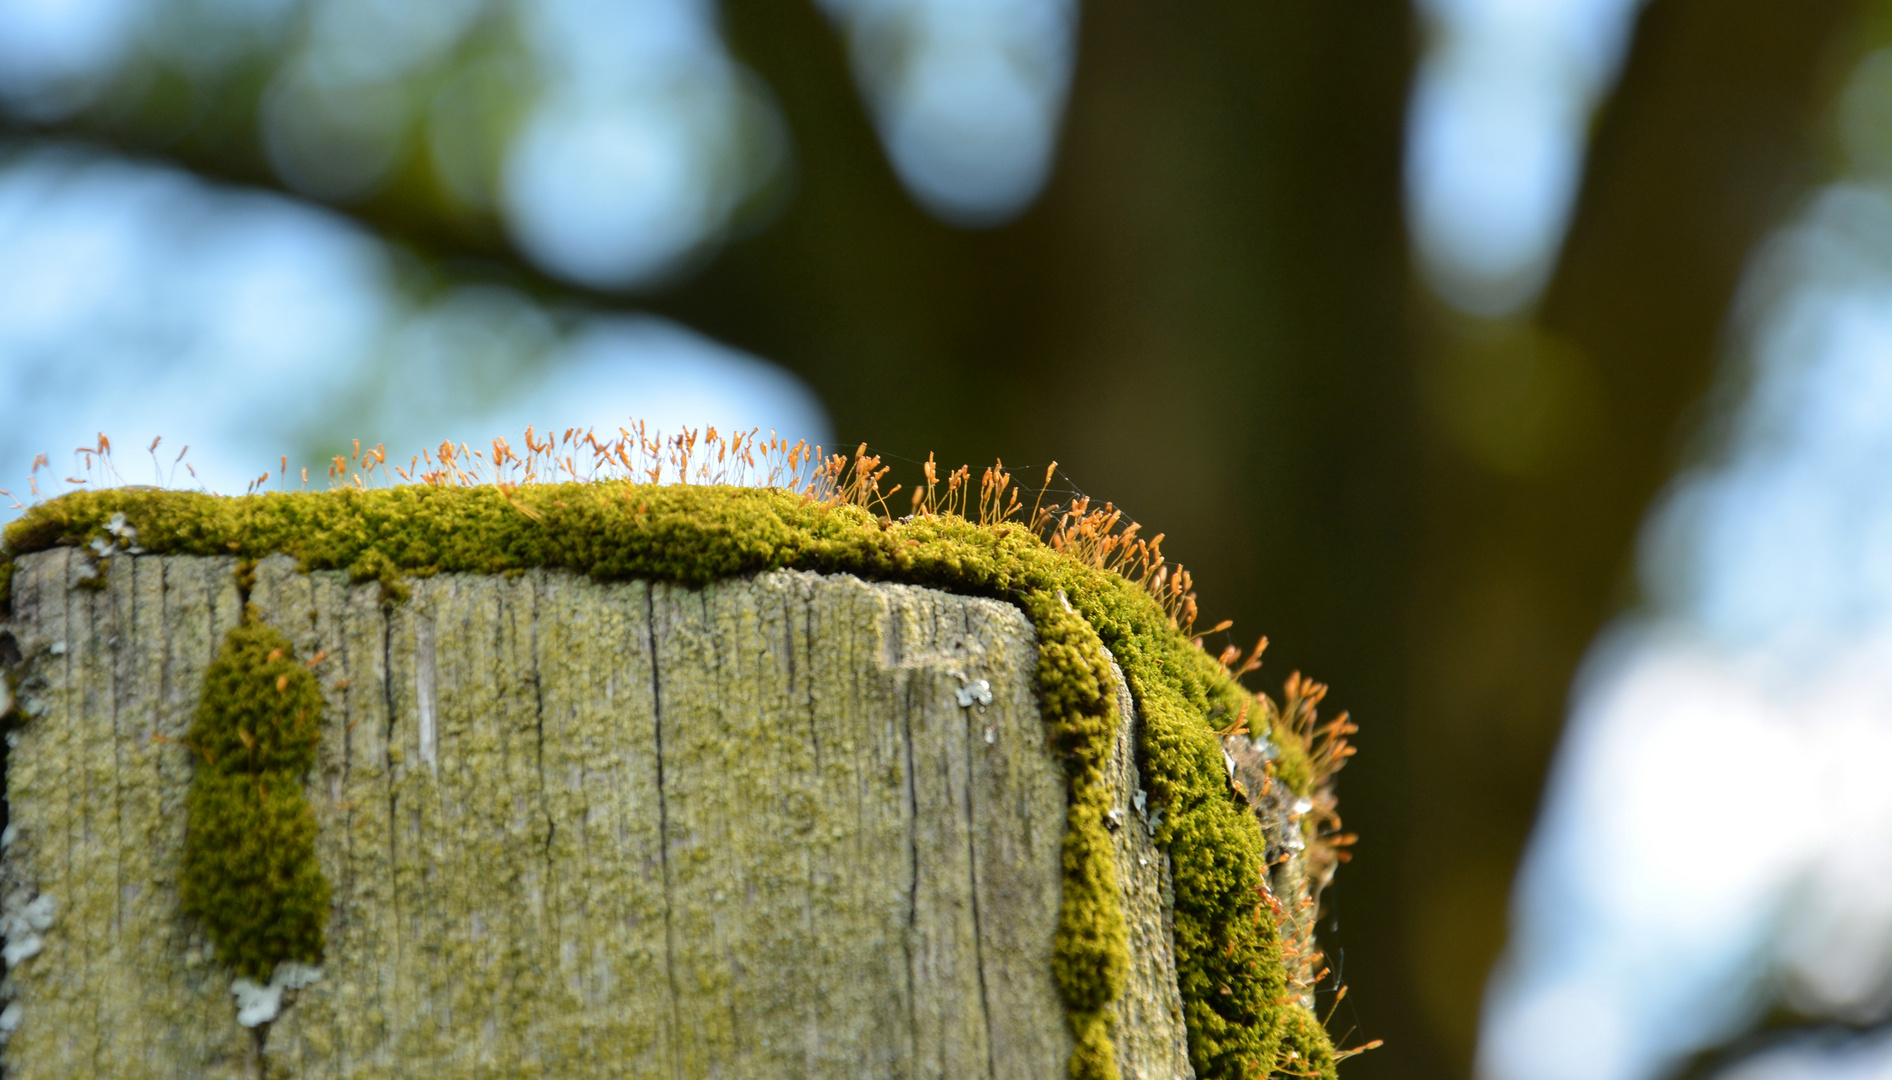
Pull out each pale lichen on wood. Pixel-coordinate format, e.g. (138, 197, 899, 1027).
(0, 552, 1209, 1079)
(1, 547, 254, 1077)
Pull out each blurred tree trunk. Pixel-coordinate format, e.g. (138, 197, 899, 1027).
(1401, 0, 1866, 1067)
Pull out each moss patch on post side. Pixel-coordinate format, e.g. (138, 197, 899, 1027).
(180, 612, 331, 980)
(2, 482, 1338, 1079)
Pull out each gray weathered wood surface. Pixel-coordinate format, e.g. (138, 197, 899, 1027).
(0, 550, 1195, 1079)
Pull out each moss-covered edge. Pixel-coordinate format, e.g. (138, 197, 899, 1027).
(1, 483, 1337, 1079)
(180, 612, 331, 979)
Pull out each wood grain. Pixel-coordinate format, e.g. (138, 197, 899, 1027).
(0, 553, 1197, 1079)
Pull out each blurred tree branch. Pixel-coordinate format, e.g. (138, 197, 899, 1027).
(1672, 1006, 1892, 1080)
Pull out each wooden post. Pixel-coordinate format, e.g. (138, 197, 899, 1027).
(0, 551, 1216, 1079)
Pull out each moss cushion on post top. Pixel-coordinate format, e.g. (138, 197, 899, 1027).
(0, 478, 1349, 1080)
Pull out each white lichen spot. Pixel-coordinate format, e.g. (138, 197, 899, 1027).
(229, 978, 279, 1027)
(1, 891, 54, 966)
(46, 642, 64, 657)
(13, 689, 45, 720)
(955, 678, 993, 709)
(1, 825, 15, 849)
(416, 619, 437, 771)
(278, 962, 322, 991)
(0, 1001, 21, 1041)
(231, 962, 323, 1027)
(105, 513, 137, 546)
(85, 515, 144, 557)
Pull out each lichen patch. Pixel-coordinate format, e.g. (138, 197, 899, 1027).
(230, 962, 322, 1028)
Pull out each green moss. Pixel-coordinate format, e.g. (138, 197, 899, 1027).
(1026, 588, 1130, 1079)
(179, 612, 331, 980)
(1276, 999, 1342, 1078)
(2, 483, 1338, 1079)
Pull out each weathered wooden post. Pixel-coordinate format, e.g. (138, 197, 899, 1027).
(0, 446, 1354, 1080)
